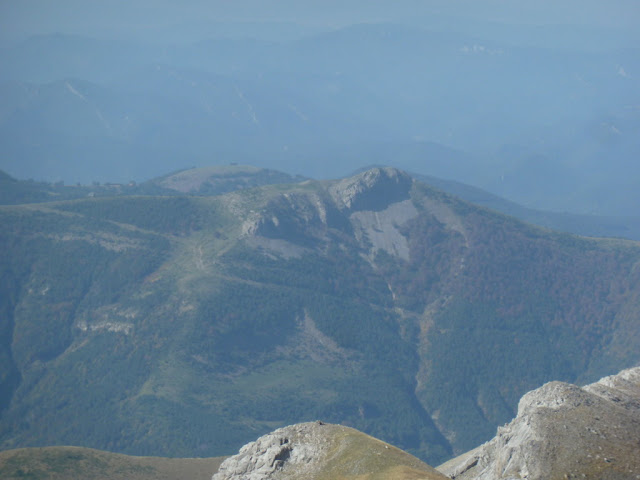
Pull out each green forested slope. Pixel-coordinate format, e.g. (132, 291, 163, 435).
(1, 168, 639, 464)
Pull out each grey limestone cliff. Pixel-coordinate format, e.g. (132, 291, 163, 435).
(438, 366, 640, 480)
(328, 167, 413, 212)
(212, 422, 332, 480)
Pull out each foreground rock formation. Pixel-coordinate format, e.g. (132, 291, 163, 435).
(438, 366, 640, 480)
(212, 421, 448, 480)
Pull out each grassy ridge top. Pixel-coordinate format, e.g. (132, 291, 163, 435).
(0, 446, 225, 480)
(311, 425, 448, 480)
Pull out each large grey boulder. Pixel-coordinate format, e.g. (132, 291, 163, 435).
(212, 422, 331, 480)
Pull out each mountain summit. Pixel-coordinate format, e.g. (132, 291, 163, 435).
(212, 421, 447, 480)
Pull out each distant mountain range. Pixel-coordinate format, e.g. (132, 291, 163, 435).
(3, 166, 639, 240)
(1, 166, 639, 466)
(1, 24, 639, 215)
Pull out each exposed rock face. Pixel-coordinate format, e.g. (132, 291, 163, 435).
(240, 167, 417, 258)
(438, 366, 640, 480)
(212, 421, 447, 480)
(350, 199, 418, 261)
(328, 167, 413, 212)
(212, 422, 332, 480)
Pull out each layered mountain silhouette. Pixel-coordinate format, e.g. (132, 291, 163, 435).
(1, 167, 640, 465)
(2, 25, 639, 215)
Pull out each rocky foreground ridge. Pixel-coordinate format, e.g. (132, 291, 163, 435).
(213, 367, 640, 480)
(211, 421, 448, 480)
(438, 366, 640, 480)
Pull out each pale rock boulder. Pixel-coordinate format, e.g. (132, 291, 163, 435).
(212, 422, 330, 480)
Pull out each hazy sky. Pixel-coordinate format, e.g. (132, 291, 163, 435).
(1, 0, 638, 216)
(2, 0, 639, 43)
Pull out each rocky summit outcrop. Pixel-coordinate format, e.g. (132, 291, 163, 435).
(212, 421, 448, 480)
(438, 366, 640, 480)
(239, 167, 418, 257)
(328, 167, 413, 212)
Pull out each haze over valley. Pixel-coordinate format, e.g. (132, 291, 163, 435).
(1, 0, 639, 215)
(1, 2, 639, 479)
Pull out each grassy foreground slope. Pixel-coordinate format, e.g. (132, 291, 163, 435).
(0, 446, 224, 480)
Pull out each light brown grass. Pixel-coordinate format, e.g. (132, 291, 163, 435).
(0, 446, 225, 480)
